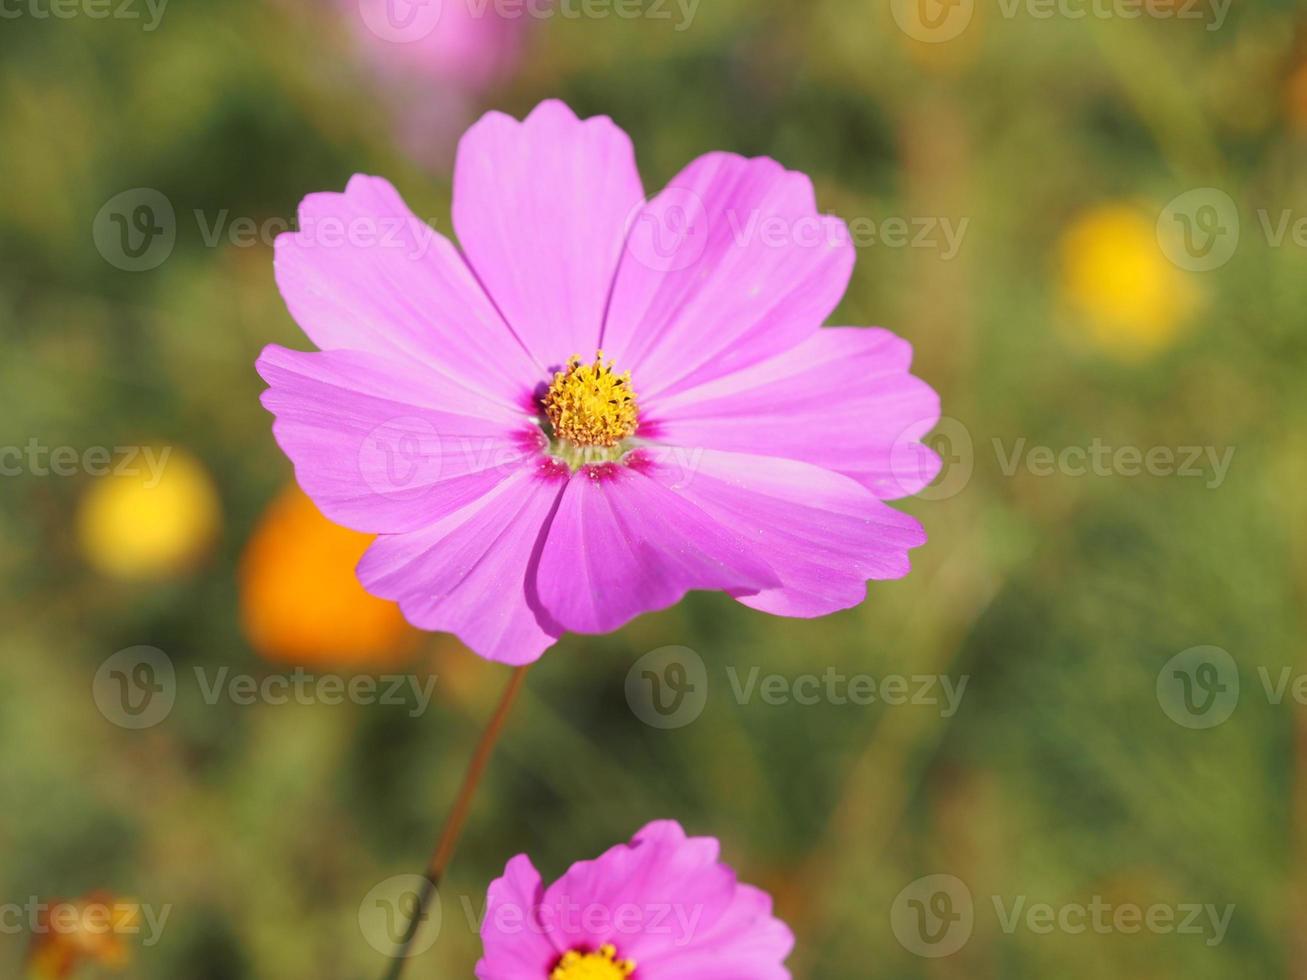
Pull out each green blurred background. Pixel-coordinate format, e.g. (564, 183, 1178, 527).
(1, 0, 1302, 976)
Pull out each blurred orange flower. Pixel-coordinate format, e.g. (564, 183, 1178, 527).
(239, 484, 415, 667)
(1058, 203, 1199, 360)
(1287, 59, 1307, 131)
(25, 892, 140, 979)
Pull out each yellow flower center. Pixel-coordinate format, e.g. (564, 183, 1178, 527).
(550, 944, 636, 980)
(543, 352, 638, 450)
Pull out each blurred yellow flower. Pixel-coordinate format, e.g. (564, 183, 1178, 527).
(76, 447, 220, 580)
(1058, 203, 1199, 360)
(239, 485, 414, 667)
(26, 892, 140, 979)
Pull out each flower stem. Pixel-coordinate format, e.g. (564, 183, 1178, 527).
(380, 664, 531, 980)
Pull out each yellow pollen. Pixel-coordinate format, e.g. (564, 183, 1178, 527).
(549, 943, 636, 980)
(543, 352, 638, 449)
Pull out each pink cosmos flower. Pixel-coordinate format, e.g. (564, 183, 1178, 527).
(476, 820, 794, 979)
(350, 0, 534, 92)
(256, 100, 941, 665)
(346, 0, 540, 162)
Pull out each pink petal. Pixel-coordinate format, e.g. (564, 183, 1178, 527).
(601, 152, 855, 399)
(256, 344, 540, 535)
(476, 855, 557, 980)
(536, 821, 792, 977)
(640, 883, 794, 980)
(640, 450, 928, 618)
(533, 460, 779, 636)
(648, 326, 942, 499)
(540, 821, 734, 962)
(357, 464, 567, 665)
(274, 174, 541, 404)
(453, 100, 645, 364)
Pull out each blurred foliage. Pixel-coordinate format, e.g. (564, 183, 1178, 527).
(1, 1, 1303, 977)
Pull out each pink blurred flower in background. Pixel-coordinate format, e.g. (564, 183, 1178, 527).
(256, 100, 940, 666)
(476, 820, 794, 979)
(347, 0, 543, 163)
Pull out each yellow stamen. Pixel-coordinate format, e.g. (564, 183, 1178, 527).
(543, 352, 639, 449)
(549, 943, 637, 980)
